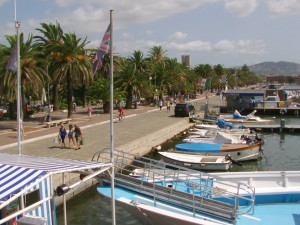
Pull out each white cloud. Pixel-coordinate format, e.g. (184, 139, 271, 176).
(112, 38, 265, 58)
(47, 0, 214, 36)
(122, 32, 134, 39)
(224, 0, 258, 17)
(146, 30, 153, 36)
(213, 39, 265, 54)
(267, 0, 300, 17)
(166, 40, 212, 52)
(168, 31, 188, 41)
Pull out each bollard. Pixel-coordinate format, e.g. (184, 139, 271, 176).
(280, 119, 286, 128)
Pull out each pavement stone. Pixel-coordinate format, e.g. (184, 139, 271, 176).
(0, 94, 217, 161)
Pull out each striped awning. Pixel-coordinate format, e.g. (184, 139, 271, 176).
(0, 153, 112, 202)
(0, 153, 110, 174)
(0, 164, 46, 201)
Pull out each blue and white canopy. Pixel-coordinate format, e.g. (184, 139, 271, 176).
(0, 164, 46, 201)
(0, 153, 111, 202)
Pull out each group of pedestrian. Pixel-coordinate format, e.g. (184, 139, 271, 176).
(58, 124, 83, 150)
(157, 99, 172, 111)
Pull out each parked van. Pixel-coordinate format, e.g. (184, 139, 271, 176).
(265, 96, 280, 107)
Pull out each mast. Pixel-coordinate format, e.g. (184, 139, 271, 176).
(14, 0, 22, 155)
(109, 10, 116, 225)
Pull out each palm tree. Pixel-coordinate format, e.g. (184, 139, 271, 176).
(34, 22, 64, 111)
(128, 50, 147, 74)
(0, 34, 48, 118)
(148, 46, 167, 61)
(49, 33, 92, 118)
(115, 59, 149, 109)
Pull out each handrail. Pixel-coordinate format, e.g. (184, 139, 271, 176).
(92, 148, 255, 219)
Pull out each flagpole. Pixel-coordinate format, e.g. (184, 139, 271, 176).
(109, 10, 116, 225)
(14, 0, 22, 155)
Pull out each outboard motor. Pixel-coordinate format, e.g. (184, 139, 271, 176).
(225, 154, 242, 166)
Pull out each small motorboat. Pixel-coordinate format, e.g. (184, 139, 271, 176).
(183, 131, 248, 144)
(220, 110, 274, 123)
(159, 152, 233, 171)
(174, 140, 263, 161)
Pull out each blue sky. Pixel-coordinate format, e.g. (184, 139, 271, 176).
(1, 0, 300, 68)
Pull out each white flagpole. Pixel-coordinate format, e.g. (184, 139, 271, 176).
(109, 10, 116, 225)
(14, 0, 22, 155)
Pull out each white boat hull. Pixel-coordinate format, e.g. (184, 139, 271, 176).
(174, 142, 263, 161)
(116, 197, 224, 225)
(159, 152, 232, 171)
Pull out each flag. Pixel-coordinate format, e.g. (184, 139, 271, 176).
(219, 75, 227, 83)
(200, 79, 207, 87)
(92, 24, 111, 75)
(6, 42, 18, 73)
(198, 78, 207, 87)
(204, 79, 210, 88)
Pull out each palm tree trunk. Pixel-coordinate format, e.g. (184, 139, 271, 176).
(53, 83, 59, 111)
(82, 85, 87, 108)
(125, 97, 132, 109)
(67, 72, 73, 118)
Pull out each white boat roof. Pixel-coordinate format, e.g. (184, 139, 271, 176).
(0, 153, 110, 173)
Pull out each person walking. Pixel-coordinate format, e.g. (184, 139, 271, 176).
(166, 100, 170, 111)
(87, 105, 93, 120)
(73, 102, 77, 113)
(118, 107, 125, 121)
(68, 124, 75, 148)
(159, 100, 163, 111)
(59, 124, 67, 149)
(74, 124, 82, 150)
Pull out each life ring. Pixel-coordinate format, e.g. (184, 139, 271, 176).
(280, 108, 287, 115)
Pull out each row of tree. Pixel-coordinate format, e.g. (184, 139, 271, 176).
(0, 22, 261, 119)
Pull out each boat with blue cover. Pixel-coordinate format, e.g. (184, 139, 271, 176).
(174, 140, 262, 161)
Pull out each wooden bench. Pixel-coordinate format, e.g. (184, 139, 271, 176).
(45, 118, 72, 128)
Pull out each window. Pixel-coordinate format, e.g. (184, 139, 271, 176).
(25, 189, 40, 207)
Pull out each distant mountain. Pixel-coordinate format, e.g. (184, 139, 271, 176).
(249, 61, 300, 75)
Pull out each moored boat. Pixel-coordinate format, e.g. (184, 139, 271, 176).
(174, 141, 263, 161)
(183, 131, 249, 144)
(219, 110, 274, 123)
(159, 151, 232, 171)
(95, 149, 300, 225)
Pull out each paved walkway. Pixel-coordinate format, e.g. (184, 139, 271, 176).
(0, 94, 217, 161)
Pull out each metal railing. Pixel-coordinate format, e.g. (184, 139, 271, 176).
(92, 148, 255, 222)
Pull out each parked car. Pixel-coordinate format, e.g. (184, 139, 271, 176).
(0, 106, 8, 119)
(174, 102, 195, 117)
(265, 96, 280, 107)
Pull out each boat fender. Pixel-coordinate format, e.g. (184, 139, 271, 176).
(280, 108, 287, 115)
(79, 174, 86, 180)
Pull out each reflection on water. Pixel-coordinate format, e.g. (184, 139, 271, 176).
(57, 117, 300, 225)
(56, 188, 140, 225)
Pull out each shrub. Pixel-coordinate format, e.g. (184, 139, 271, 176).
(59, 103, 68, 110)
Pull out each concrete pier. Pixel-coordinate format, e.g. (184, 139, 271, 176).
(0, 96, 212, 204)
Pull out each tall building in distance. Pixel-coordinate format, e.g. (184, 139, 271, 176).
(181, 55, 191, 68)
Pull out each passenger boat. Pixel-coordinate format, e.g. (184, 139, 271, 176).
(174, 140, 263, 161)
(158, 151, 232, 171)
(94, 149, 300, 225)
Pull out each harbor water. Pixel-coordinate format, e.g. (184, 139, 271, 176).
(57, 117, 300, 225)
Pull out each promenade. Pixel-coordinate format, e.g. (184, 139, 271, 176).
(0, 95, 213, 162)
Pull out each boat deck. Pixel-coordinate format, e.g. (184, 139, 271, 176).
(237, 203, 300, 225)
(93, 148, 255, 223)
